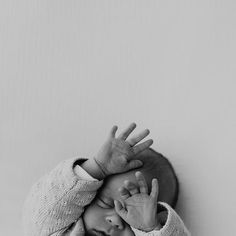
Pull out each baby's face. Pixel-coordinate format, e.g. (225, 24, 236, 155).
(83, 170, 141, 236)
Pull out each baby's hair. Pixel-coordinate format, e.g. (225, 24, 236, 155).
(135, 148, 179, 208)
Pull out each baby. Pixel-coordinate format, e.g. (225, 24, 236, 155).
(22, 123, 190, 236)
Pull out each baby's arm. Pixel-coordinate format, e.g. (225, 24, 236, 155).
(22, 123, 153, 236)
(114, 172, 191, 236)
(22, 157, 104, 236)
(81, 123, 153, 179)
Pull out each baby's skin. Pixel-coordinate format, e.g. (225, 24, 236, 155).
(22, 122, 190, 236)
(83, 171, 164, 236)
(80, 123, 166, 236)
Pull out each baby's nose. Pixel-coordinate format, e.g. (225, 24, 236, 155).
(105, 214, 124, 230)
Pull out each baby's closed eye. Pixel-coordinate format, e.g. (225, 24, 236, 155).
(96, 197, 114, 209)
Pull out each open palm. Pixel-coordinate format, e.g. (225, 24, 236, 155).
(94, 123, 153, 176)
(114, 172, 159, 232)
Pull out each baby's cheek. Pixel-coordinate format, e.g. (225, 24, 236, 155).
(83, 201, 109, 230)
(83, 202, 99, 229)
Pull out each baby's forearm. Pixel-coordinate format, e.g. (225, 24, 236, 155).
(80, 158, 107, 180)
(22, 157, 103, 236)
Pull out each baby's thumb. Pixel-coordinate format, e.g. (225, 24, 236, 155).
(114, 200, 127, 219)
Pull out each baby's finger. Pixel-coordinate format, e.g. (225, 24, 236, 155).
(119, 186, 131, 200)
(125, 159, 143, 172)
(124, 180, 139, 195)
(110, 125, 118, 138)
(127, 129, 150, 146)
(135, 171, 148, 194)
(133, 139, 153, 155)
(117, 123, 136, 140)
(150, 178, 159, 201)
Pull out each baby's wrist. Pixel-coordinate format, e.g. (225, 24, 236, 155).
(144, 221, 162, 232)
(93, 158, 108, 178)
(141, 220, 163, 232)
(80, 158, 107, 180)
(143, 210, 168, 232)
(152, 221, 163, 231)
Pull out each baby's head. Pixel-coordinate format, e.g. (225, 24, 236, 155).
(129, 148, 179, 207)
(83, 148, 179, 236)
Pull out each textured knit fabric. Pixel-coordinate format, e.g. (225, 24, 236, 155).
(22, 157, 190, 236)
(22, 157, 103, 236)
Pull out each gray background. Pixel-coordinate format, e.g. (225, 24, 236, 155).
(1, 1, 236, 235)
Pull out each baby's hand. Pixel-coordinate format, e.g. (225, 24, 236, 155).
(93, 123, 153, 177)
(114, 171, 160, 232)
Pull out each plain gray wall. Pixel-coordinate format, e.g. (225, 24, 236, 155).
(1, 1, 236, 235)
